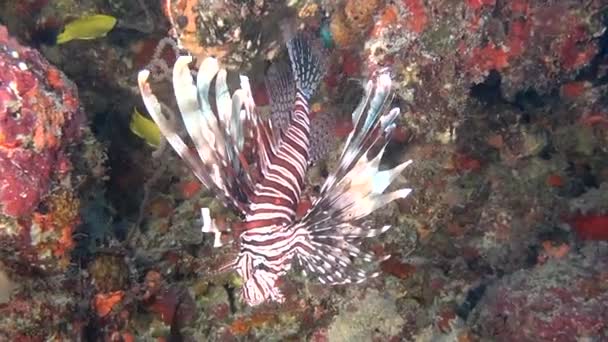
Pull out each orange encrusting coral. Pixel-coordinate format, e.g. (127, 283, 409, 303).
(470, 43, 510, 71)
(46, 68, 64, 90)
(330, 0, 385, 48)
(467, 16, 531, 74)
(370, 4, 399, 38)
(403, 0, 428, 34)
(31, 189, 79, 263)
(94, 291, 125, 317)
(163, 0, 229, 64)
(179, 180, 202, 199)
(230, 312, 278, 336)
(330, 12, 356, 48)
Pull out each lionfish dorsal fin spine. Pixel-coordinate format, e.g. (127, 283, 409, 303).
(265, 60, 295, 136)
(287, 34, 325, 100)
(215, 69, 233, 133)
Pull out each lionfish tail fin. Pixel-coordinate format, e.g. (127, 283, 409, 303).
(293, 221, 392, 285)
(292, 70, 413, 286)
(286, 33, 325, 99)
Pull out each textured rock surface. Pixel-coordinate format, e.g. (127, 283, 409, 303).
(0, 24, 105, 340)
(0, 24, 83, 270)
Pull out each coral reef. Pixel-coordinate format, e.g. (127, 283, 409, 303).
(0, 24, 83, 270)
(470, 253, 608, 340)
(0, 23, 106, 339)
(330, 0, 384, 48)
(328, 288, 405, 341)
(0, 276, 80, 340)
(165, 0, 297, 70)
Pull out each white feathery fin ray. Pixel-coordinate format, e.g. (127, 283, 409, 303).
(196, 57, 219, 121)
(138, 54, 268, 214)
(215, 69, 232, 130)
(138, 70, 206, 183)
(173, 56, 220, 168)
(322, 73, 394, 193)
(229, 75, 256, 154)
(230, 89, 247, 151)
(292, 70, 413, 286)
(138, 69, 242, 211)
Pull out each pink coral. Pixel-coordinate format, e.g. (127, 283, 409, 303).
(0, 24, 82, 218)
(0, 24, 85, 273)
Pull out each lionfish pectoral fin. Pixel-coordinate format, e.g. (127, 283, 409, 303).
(371, 159, 413, 194)
(289, 68, 413, 287)
(293, 221, 391, 285)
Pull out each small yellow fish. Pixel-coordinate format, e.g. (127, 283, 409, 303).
(130, 107, 161, 147)
(56, 14, 117, 44)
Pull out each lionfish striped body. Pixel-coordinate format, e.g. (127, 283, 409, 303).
(138, 34, 412, 306)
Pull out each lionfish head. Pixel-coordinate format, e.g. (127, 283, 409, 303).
(235, 248, 285, 305)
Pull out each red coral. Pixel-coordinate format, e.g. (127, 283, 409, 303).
(506, 19, 531, 58)
(561, 81, 587, 98)
(561, 26, 598, 71)
(0, 25, 81, 218)
(509, 0, 530, 15)
(403, 0, 427, 34)
(380, 255, 416, 279)
(466, 0, 495, 10)
(341, 51, 361, 77)
(470, 43, 510, 73)
(148, 285, 196, 328)
(452, 153, 482, 172)
(0, 25, 85, 275)
(571, 214, 608, 241)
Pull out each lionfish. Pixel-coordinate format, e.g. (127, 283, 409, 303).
(137, 34, 413, 306)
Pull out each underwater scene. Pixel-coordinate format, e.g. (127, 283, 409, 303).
(0, 0, 607, 341)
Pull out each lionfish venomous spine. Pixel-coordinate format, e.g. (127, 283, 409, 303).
(138, 33, 412, 306)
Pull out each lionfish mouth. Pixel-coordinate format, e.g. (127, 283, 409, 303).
(137, 33, 412, 306)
